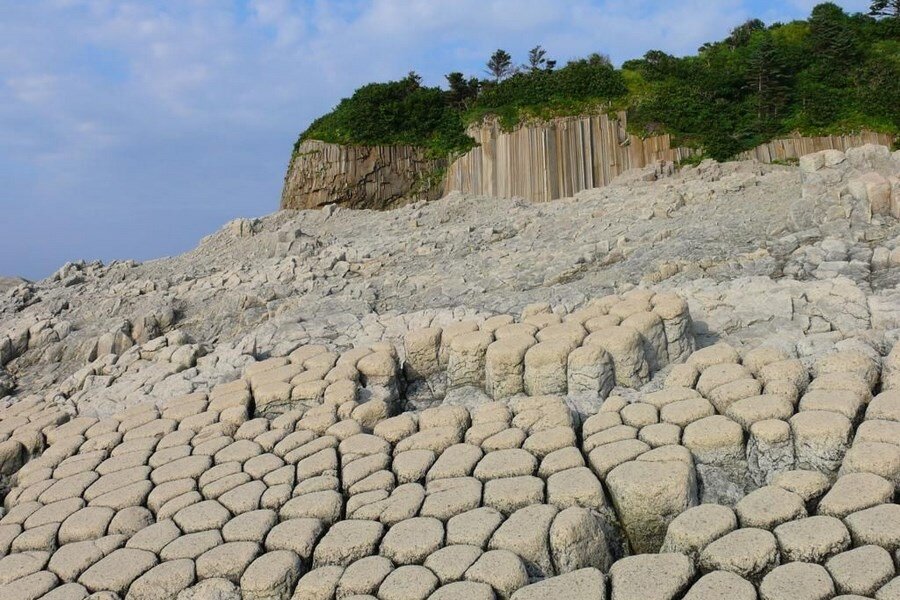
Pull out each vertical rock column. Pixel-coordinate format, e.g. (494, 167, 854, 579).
(747, 419, 795, 487)
(682, 415, 749, 506)
(651, 293, 695, 364)
(789, 411, 853, 479)
(403, 326, 445, 408)
(883, 344, 900, 390)
(524, 341, 573, 396)
(621, 312, 668, 373)
(583, 327, 649, 388)
(447, 331, 494, 391)
(567, 345, 615, 399)
(485, 336, 536, 400)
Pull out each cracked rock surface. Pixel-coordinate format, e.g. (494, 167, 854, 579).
(1, 145, 900, 599)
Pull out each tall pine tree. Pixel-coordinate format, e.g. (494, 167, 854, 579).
(747, 31, 789, 127)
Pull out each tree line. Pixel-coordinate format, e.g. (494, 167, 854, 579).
(299, 2, 899, 161)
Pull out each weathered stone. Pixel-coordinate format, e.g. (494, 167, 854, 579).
(313, 519, 383, 567)
(195, 541, 262, 583)
(464, 549, 528, 599)
(264, 518, 324, 561)
(380, 517, 443, 565)
(699, 528, 779, 581)
(661, 504, 737, 560)
(488, 504, 558, 578)
(825, 545, 895, 597)
(683, 571, 756, 600)
(424, 545, 483, 585)
(734, 485, 806, 529)
(844, 503, 900, 552)
(608, 553, 695, 600)
(78, 548, 158, 595)
(758, 562, 835, 600)
(446, 507, 504, 549)
(336, 555, 392, 597)
(127, 559, 196, 600)
(378, 564, 439, 600)
(774, 515, 850, 563)
(509, 568, 605, 600)
(606, 459, 697, 553)
(240, 550, 305, 600)
(549, 506, 612, 573)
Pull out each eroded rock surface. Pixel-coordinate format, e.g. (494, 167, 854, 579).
(1, 145, 900, 599)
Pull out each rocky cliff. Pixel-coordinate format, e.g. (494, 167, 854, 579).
(281, 114, 690, 210)
(443, 112, 694, 202)
(736, 131, 895, 163)
(280, 140, 445, 210)
(284, 118, 894, 211)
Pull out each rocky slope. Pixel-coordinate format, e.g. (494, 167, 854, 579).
(0, 277, 27, 294)
(0, 144, 899, 599)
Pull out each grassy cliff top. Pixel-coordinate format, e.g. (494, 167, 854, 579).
(298, 3, 899, 161)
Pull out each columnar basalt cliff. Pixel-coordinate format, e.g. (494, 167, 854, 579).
(283, 119, 895, 211)
(736, 131, 895, 163)
(282, 114, 693, 210)
(281, 140, 446, 211)
(443, 113, 695, 202)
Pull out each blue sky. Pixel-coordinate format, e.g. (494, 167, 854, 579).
(0, 0, 871, 279)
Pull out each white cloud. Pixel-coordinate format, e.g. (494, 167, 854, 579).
(788, 0, 870, 11)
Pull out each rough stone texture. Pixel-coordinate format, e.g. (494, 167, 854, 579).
(606, 460, 697, 553)
(699, 528, 779, 581)
(759, 562, 835, 600)
(281, 140, 446, 211)
(774, 515, 851, 563)
(825, 545, 896, 597)
(608, 553, 695, 600)
(240, 550, 304, 600)
(510, 568, 605, 600)
(661, 504, 737, 559)
(683, 571, 756, 600)
(0, 146, 899, 600)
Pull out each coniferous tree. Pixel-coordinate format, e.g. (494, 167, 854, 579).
(726, 18, 766, 48)
(808, 3, 858, 67)
(444, 72, 480, 109)
(405, 71, 422, 87)
(747, 31, 790, 126)
(526, 45, 556, 72)
(486, 49, 515, 82)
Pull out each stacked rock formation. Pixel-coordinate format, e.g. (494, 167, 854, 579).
(1, 289, 899, 599)
(403, 292, 693, 408)
(2, 145, 900, 599)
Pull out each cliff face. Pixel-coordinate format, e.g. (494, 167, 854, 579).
(736, 131, 895, 163)
(281, 140, 446, 210)
(443, 112, 695, 202)
(282, 116, 690, 211)
(283, 120, 893, 211)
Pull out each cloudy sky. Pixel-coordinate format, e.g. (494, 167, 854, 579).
(0, 0, 870, 279)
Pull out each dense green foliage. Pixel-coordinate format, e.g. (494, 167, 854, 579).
(298, 3, 899, 161)
(625, 4, 900, 158)
(465, 54, 628, 129)
(298, 74, 475, 157)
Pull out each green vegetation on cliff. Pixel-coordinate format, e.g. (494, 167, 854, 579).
(625, 3, 900, 158)
(298, 2, 899, 161)
(298, 74, 475, 158)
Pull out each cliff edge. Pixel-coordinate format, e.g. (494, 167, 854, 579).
(280, 140, 446, 210)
